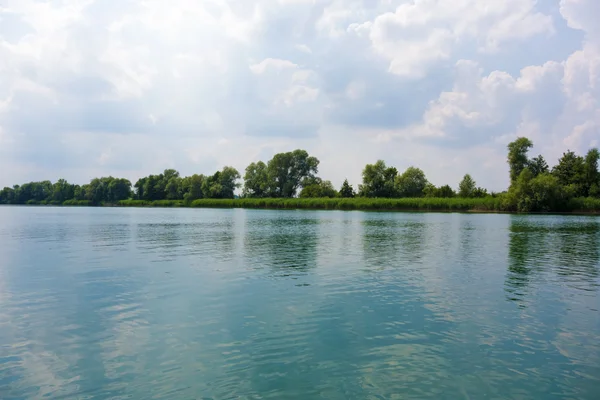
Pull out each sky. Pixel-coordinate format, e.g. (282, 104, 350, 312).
(0, 0, 599, 191)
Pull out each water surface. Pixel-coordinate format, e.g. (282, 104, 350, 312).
(0, 207, 599, 399)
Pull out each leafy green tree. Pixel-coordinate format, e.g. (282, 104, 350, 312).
(165, 177, 182, 200)
(508, 169, 566, 212)
(201, 167, 240, 199)
(423, 183, 436, 198)
(299, 178, 337, 198)
(339, 179, 355, 198)
(0, 187, 16, 204)
(182, 174, 205, 202)
(11, 181, 52, 204)
(52, 179, 75, 203)
(219, 166, 241, 198)
(583, 148, 599, 197)
(107, 178, 132, 202)
(552, 150, 585, 196)
(438, 184, 456, 198)
(74, 185, 86, 201)
(529, 173, 566, 212)
(267, 150, 319, 197)
(396, 167, 427, 197)
(142, 175, 162, 201)
(507, 137, 533, 187)
(202, 175, 223, 198)
(509, 168, 535, 212)
(163, 169, 179, 182)
(158, 169, 179, 199)
(134, 177, 146, 200)
(458, 174, 476, 198)
(86, 178, 105, 204)
(472, 187, 489, 198)
(359, 160, 397, 197)
(528, 155, 549, 177)
(243, 161, 269, 198)
(423, 184, 455, 198)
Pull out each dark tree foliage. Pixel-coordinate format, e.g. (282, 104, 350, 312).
(243, 161, 269, 198)
(0, 177, 131, 205)
(266, 150, 319, 198)
(359, 160, 398, 197)
(424, 184, 455, 198)
(182, 174, 205, 202)
(583, 148, 599, 197)
(339, 179, 355, 198)
(552, 150, 586, 196)
(528, 155, 549, 177)
(299, 178, 337, 198)
(396, 167, 428, 197)
(502, 139, 600, 211)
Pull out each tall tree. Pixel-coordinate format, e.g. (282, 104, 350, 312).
(107, 178, 132, 202)
(219, 166, 241, 198)
(52, 179, 75, 203)
(458, 174, 476, 198)
(182, 174, 205, 202)
(552, 150, 585, 196)
(201, 167, 240, 199)
(339, 179, 355, 198)
(528, 155, 549, 177)
(0, 187, 16, 204)
(583, 148, 599, 197)
(396, 167, 428, 197)
(165, 177, 182, 200)
(267, 150, 319, 197)
(359, 160, 397, 197)
(142, 175, 162, 201)
(507, 137, 533, 187)
(134, 177, 147, 200)
(243, 161, 269, 198)
(202, 172, 222, 199)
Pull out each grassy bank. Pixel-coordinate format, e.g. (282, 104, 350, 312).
(114, 197, 600, 213)
(12, 197, 600, 213)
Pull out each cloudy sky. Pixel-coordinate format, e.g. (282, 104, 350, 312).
(0, 0, 599, 191)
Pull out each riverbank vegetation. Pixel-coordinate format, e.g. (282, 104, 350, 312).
(1, 138, 599, 213)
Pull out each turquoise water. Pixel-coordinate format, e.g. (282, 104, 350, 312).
(0, 207, 599, 399)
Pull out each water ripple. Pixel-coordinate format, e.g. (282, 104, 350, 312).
(0, 208, 599, 399)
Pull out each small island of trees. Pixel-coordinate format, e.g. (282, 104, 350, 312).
(1, 138, 599, 213)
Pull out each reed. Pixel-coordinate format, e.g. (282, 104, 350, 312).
(114, 196, 600, 213)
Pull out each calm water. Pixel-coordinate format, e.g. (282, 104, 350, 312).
(0, 207, 599, 399)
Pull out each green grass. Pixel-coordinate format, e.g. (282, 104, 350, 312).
(118, 199, 185, 207)
(6, 196, 599, 213)
(187, 197, 502, 211)
(113, 196, 599, 213)
(62, 199, 93, 206)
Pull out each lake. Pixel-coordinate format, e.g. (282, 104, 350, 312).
(0, 207, 599, 399)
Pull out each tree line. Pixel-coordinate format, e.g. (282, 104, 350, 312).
(1, 139, 599, 211)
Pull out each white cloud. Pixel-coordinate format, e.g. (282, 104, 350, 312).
(0, 0, 597, 192)
(249, 58, 298, 74)
(295, 44, 312, 54)
(366, 0, 554, 77)
(560, 0, 600, 39)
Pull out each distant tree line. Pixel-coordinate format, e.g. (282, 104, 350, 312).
(1, 138, 599, 212)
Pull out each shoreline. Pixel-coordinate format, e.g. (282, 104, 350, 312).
(4, 197, 600, 215)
